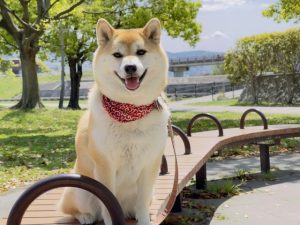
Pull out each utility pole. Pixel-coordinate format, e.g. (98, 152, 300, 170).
(59, 20, 65, 109)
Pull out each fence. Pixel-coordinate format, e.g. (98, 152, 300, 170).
(0, 81, 243, 102)
(166, 82, 243, 100)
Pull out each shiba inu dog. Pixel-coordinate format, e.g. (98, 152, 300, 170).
(58, 18, 170, 225)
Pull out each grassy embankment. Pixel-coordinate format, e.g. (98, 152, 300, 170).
(0, 75, 61, 99)
(0, 72, 93, 99)
(0, 108, 299, 192)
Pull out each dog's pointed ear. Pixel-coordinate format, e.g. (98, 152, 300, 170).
(143, 18, 161, 44)
(96, 19, 115, 46)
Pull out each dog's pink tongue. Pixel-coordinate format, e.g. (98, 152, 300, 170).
(125, 77, 140, 90)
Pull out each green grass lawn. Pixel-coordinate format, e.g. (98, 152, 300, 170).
(0, 71, 93, 99)
(0, 108, 299, 192)
(0, 108, 82, 191)
(0, 75, 62, 99)
(188, 98, 238, 106)
(0, 77, 22, 99)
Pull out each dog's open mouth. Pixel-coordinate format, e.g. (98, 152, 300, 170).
(114, 69, 147, 91)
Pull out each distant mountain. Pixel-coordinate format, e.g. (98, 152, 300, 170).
(167, 50, 224, 59)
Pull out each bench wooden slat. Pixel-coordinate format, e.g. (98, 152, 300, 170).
(19, 211, 68, 218)
(0, 218, 137, 225)
(5, 217, 79, 225)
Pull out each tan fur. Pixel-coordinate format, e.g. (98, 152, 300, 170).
(58, 18, 169, 225)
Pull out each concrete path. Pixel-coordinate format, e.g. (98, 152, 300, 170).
(204, 152, 300, 225)
(208, 174, 300, 225)
(170, 104, 300, 115)
(1, 89, 299, 114)
(1, 101, 299, 115)
(169, 89, 300, 114)
(0, 187, 26, 219)
(170, 89, 243, 106)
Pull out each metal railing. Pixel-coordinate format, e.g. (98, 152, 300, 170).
(169, 55, 224, 65)
(166, 82, 243, 100)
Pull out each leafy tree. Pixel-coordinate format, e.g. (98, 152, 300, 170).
(262, 0, 300, 22)
(225, 36, 272, 104)
(212, 63, 225, 75)
(263, 0, 300, 103)
(42, 4, 96, 109)
(271, 29, 300, 103)
(225, 29, 300, 104)
(0, 58, 13, 76)
(44, 0, 202, 109)
(0, 0, 84, 109)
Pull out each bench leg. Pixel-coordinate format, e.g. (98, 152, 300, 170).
(259, 144, 270, 173)
(171, 193, 182, 212)
(196, 163, 207, 189)
(160, 155, 168, 175)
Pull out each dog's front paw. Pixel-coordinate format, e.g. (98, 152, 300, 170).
(75, 213, 96, 225)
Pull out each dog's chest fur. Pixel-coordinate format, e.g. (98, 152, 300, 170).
(89, 87, 170, 190)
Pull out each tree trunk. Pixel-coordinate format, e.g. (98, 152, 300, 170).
(12, 46, 43, 109)
(58, 20, 66, 109)
(67, 58, 82, 109)
(250, 75, 258, 104)
(287, 74, 296, 104)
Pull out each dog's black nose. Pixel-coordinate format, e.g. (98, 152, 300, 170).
(124, 65, 137, 74)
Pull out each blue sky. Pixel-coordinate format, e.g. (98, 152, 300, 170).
(161, 0, 299, 53)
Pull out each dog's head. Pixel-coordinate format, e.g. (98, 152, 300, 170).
(93, 18, 168, 105)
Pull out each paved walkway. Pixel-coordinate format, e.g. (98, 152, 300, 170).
(170, 104, 300, 115)
(1, 89, 299, 115)
(171, 89, 243, 106)
(204, 152, 300, 225)
(0, 187, 25, 219)
(169, 89, 300, 114)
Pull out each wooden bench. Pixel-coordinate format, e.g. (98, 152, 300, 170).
(1, 108, 300, 225)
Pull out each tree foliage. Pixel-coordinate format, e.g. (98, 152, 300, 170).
(212, 63, 225, 75)
(224, 28, 300, 104)
(82, 0, 202, 45)
(43, 0, 202, 109)
(262, 0, 300, 22)
(42, 4, 95, 108)
(0, 0, 85, 109)
(0, 58, 13, 76)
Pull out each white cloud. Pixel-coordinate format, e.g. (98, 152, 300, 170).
(202, 31, 230, 39)
(211, 31, 230, 39)
(201, 0, 247, 11)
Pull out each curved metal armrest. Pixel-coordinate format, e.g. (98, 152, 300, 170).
(160, 125, 191, 175)
(172, 125, 191, 155)
(240, 108, 268, 130)
(6, 174, 125, 225)
(187, 113, 224, 137)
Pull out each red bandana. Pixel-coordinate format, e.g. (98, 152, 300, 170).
(102, 95, 155, 123)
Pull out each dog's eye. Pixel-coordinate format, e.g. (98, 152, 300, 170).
(113, 52, 123, 58)
(136, 49, 146, 56)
